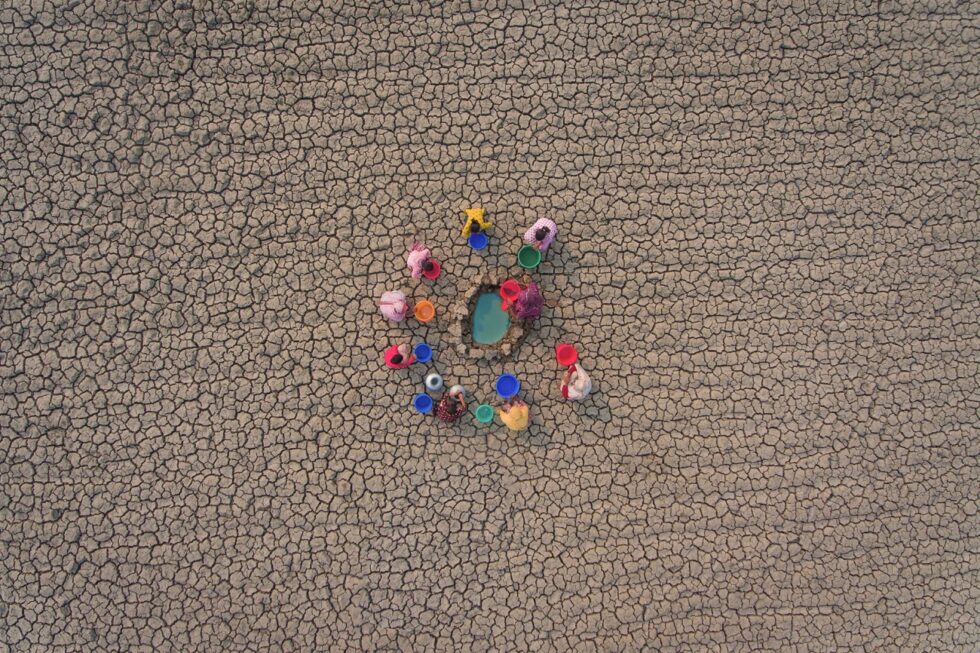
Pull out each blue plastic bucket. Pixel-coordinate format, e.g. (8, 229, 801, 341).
(413, 343, 433, 363)
(413, 394, 433, 414)
(468, 233, 488, 250)
(495, 374, 520, 399)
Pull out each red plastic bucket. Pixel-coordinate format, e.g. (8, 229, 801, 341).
(499, 279, 520, 310)
(422, 259, 441, 280)
(500, 279, 520, 301)
(555, 343, 578, 366)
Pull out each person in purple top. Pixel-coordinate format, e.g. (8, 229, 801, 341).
(512, 281, 543, 321)
(523, 218, 557, 252)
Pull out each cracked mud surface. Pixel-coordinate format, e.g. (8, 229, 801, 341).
(2, 2, 979, 651)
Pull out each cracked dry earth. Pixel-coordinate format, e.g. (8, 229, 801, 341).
(2, 2, 979, 652)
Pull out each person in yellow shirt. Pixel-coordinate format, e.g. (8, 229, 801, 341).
(461, 207, 491, 237)
(498, 398, 529, 431)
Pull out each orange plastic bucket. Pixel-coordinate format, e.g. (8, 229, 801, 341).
(414, 300, 435, 322)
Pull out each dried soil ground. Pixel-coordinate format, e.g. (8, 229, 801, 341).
(2, 2, 979, 651)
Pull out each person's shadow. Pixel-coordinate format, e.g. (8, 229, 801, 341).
(571, 388, 611, 424)
(517, 384, 552, 447)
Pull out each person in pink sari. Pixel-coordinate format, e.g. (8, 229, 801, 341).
(378, 290, 410, 322)
(406, 242, 432, 278)
(523, 218, 557, 252)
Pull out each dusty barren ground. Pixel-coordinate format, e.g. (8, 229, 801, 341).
(2, 1, 979, 651)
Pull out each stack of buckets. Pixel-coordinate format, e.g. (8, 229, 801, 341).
(412, 342, 436, 414)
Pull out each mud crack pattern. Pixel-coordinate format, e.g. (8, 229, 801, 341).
(2, 1, 979, 651)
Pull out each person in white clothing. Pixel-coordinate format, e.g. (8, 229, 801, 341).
(561, 364, 592, 401)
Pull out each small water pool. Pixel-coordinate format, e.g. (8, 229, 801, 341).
(471, 292, 510, 345)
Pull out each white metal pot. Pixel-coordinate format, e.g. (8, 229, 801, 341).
(424, 373, 444, 392)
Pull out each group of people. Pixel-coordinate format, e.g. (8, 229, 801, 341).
(509, 218, 556, 321)
(380, 216, 558, 326)
(376, 243, 434, 325)
(379, 213, 590, 430)
(429, 383, 530, 431)
(462, 211, 558, 252)
(421, 385, 533, 430)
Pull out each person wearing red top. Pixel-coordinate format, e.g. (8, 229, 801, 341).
(384, 344, 414, 369)
(435, 387, 467, 422)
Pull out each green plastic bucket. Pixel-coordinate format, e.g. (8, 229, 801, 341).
(517, 245, 541, 269)
(474, 404, 494, 424)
